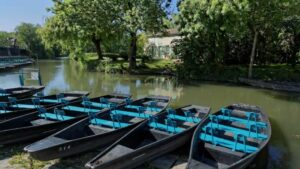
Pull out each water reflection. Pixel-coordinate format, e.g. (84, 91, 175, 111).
(0, 60, 300, 169)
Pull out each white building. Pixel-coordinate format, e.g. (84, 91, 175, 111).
(146, 29, 182, 59)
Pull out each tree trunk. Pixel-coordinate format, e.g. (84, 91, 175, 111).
(291, 32, 299, 67)
(91, 37, 102, 60)
(129, 32, 137, 71)
(248, 30, 258, 78)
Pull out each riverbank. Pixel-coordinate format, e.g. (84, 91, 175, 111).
(178, 64, 300, 83)
(77, 53, 177, 75)
(78, 54, 300, 83)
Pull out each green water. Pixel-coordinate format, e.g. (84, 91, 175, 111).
(0, 60, 300, 169)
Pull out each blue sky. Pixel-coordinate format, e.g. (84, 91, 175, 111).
(0, 0, 177, 32)
(0, 0, 53, 32)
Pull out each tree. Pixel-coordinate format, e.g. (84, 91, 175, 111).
(15, 23, 49, 58)
(0, 31, 15, 47)
(176, 0, 300, 77)
(41, 0, 120, 60)
(117, 0, 168, 70)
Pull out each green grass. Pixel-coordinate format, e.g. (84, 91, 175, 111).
(78, 52, 176, 74)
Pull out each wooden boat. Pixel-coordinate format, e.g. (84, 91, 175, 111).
(239, 77, 300, 92)
(85, 105, 210, 169)
(24, 95, 170, 161)
(187, 103, 271, 169)
(0, 91, 89, 121)
(0, 86, 45, 102)
(0, 93, 131, 145)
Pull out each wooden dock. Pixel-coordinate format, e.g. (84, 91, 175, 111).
(0, 56, 34, 71)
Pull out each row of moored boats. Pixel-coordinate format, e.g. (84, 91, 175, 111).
(0, 86, 271, 169)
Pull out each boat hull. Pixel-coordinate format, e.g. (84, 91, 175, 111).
(0, 91, 89, 121)
(27, 123, 139, 161)
(0, 86, 45, 102)
(0, 113, 85, 145)
(187, 104, 271, 169)
(86, 123, 196, 169)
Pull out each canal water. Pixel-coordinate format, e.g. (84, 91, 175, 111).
(0, 60, 299, 169)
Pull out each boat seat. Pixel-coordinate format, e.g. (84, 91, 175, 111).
(40, 99, 62, 103)
(31, 119, 55, 126)
(166, 108, 201, 123)
(81, 101, 111, 109)
(10, 104, 40, 109)
(62, 106, 100, 113)
(167, 114, 200, 123)
(90, 118, 130, 129)
(205, 122, 267, 140)
(37, 107, 74, 121)
(112, 110, 151, 119)
(220, 108, 266, 127)
(217, 115, 267, 128)
(39, 111, 74, 121)
(148, 117, 184, 133)
(125, 105, 161, 112)
(199, 132, 258, 153)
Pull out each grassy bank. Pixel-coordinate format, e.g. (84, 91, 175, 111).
(77, 53, 300, 82)
(77, 53, 176, 75)
(178, 64, 300, 82)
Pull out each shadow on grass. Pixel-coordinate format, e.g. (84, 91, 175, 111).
(0, 144, 25, 160)
(47, 151, 100, 169)
(0, 144, 53, 169)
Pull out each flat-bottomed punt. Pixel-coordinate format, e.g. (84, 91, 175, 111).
(24, 95, 170, 161)
(85, 105, 210, 169)
(0, 93, 131, 145)
(0, 91, 89, 121)
(0, 86, 45, 102)
(187, 103, 271, 169)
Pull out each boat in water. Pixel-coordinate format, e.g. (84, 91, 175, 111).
(24, 95, 170, 161)
(0, 93, 131, 145)
(0, 86, 44, 102)
(85, 105, 210, 169)
(0, 91, 89, 121)
(187, 103, 271, 169)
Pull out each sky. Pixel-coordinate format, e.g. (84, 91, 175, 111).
(0, 0, 178, 32)
(0, 0, 53, 32)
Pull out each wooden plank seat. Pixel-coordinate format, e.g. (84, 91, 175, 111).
(39, 113, 74, 121)
(81, 101, 112, 109)
(112, 110, 151, 119)
(167, 114, 200, 123)
(37, 108, 74, 121)
(125, 105, 161, 112)
(204, 122, 267, 140)
(10, 104, 40, 109)
(90, 118, 130, 129)
(199, 133, 258, 153)
(148, 117, 185, 134)
(148, 122, 184, 133)
(62, 105, 100, 113)
(166, 108, 201, 123)
(220, 108, 267, 127)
